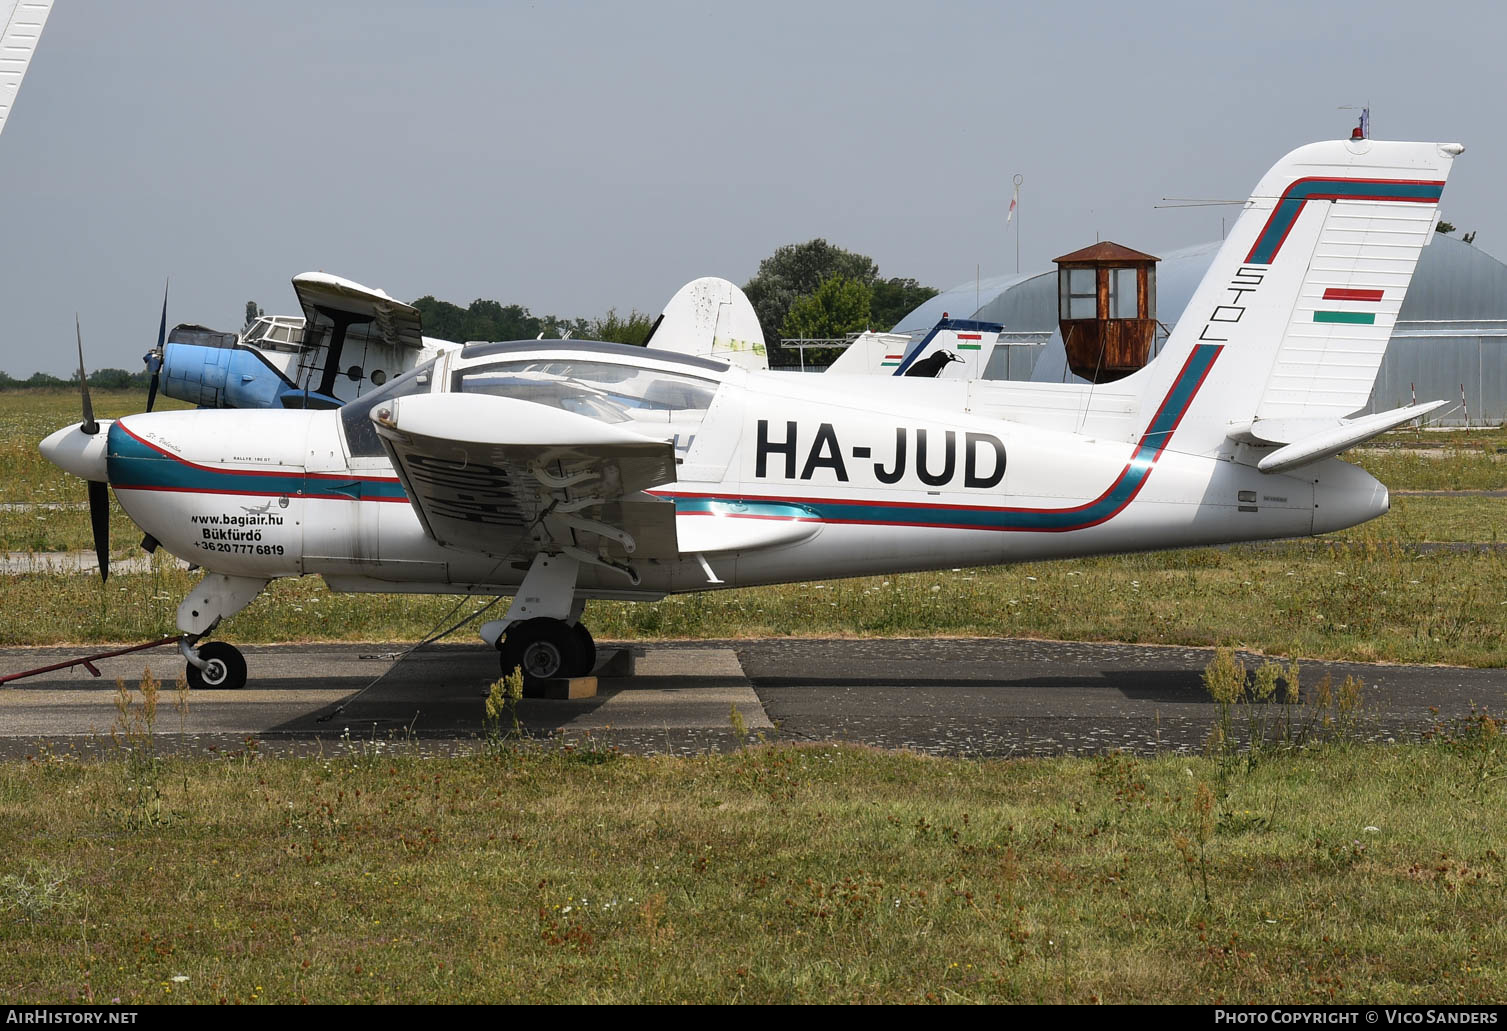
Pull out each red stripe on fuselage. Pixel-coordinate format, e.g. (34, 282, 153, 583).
(110, 483, 411, 503)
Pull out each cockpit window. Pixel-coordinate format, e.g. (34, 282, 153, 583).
(340, 358, 437, 457)
(242, 316, 308, 353)
(453, 359, 718, 427)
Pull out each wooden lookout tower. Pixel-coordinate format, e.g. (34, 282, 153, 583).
(1054, 241, 1160, 383)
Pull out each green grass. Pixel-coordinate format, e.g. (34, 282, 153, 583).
(1346, 425, 1507, 491)
(2, 735, 1503, 1004)
(1351, 451, 1507, 492)
(1379, 495, 1505, 542)
(4, 540, 1505, 667)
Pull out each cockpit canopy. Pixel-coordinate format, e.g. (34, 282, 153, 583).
(339, 340, 731, 458)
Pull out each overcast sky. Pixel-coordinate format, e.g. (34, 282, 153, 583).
(1, 0, 1502, 375)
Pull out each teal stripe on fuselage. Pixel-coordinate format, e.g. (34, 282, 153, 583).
(106, 423, 408, 502)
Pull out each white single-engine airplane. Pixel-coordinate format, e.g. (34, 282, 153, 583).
(41, 138, 1460, 690)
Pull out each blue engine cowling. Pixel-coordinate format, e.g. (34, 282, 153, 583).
(161, 341, 340, 409)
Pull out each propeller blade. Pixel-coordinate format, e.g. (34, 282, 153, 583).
(156, 280, 169, 352)
(146, 280, 168, 412)
(88, 479, 110, 583)
(76, 315, 97, 435)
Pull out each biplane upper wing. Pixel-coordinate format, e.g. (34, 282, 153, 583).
(292, 272, 425, 352)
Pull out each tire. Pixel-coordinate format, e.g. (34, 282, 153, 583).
(566, 623, 597, 677)
(186, 641, 247, 691)
(498, 618, 575, 684)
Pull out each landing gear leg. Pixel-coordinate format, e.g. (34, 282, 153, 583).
(481, 554, 595, 688)
(176, 573, 266, 691)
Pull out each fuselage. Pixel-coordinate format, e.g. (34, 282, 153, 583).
(85, 342, 1388, 601)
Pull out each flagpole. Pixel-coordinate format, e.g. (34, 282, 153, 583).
(1012, 173, 1022, 274)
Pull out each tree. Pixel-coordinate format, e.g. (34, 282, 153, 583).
(743, 239, 879, 357)
(411, 295, 466, 341)
(411, 296, 549, 342)
(589, 309, 656, 346)
(1436, 220, 1457, 235)
(869, 277, 939, 331)
(779, 275, 872, 341)
(87, 368, 135, 389)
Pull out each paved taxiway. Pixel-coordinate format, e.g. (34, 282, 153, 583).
(1, 637, 1502, 757)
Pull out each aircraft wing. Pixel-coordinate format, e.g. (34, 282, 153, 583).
(371, 392, 680, 572)
(293, 272, 425, 351)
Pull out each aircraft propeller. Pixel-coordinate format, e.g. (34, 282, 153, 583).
(142, 280, 168, 412)
(76, 316, 111, 582)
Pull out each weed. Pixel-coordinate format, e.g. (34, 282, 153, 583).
(109, 671, 170, 830)
(0, 861, 80, 923)
(1428, 706, 1507, 799)
(1202, 650, 1366, 768)
(484, 665, 526, 747)
(172, 670, 190, 736)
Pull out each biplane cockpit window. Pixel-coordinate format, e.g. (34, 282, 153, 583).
(453, 359, 718, 428)
(340, 358, 437, 457)
(242, 316, 307, 354)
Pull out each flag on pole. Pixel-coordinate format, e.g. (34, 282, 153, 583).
(1006, 180, 1019, 224)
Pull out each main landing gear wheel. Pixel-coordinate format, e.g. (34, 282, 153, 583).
(498, 618, 596, 687)
(567, 623, 597, 678)
(186, 641, 247, 691)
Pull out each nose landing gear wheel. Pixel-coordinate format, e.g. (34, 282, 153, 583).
(185, 641, 247, 691)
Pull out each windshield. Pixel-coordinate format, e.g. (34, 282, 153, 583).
(340, 358, 437, 457)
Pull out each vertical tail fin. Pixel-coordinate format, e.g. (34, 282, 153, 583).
(1126, 139, 1461, 455)
(645, 277, 768, 371)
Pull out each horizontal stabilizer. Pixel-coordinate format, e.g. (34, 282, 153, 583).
(1256, 400, 1448, 474)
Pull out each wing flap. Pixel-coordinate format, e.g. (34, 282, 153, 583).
(373, 392, 679, 560)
